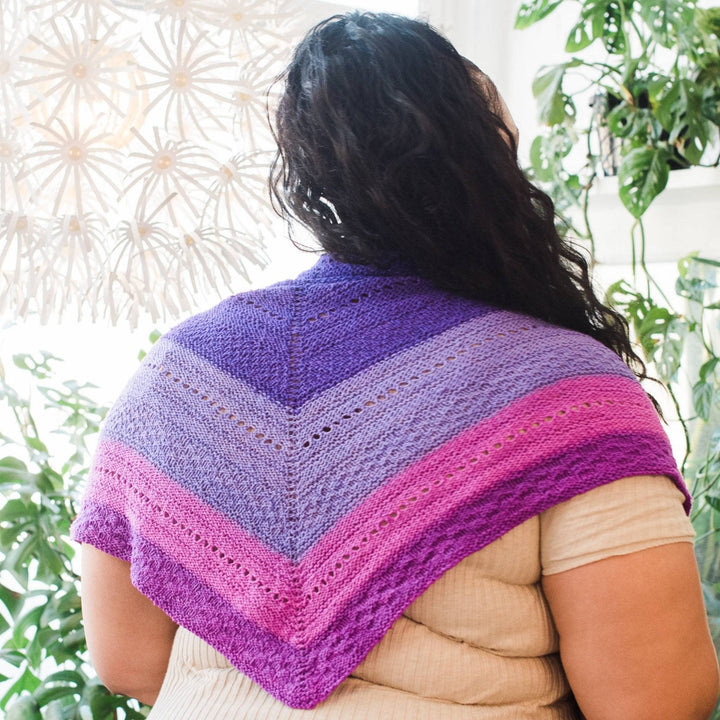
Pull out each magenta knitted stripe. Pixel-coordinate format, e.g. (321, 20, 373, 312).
(72, 427, 682, 708)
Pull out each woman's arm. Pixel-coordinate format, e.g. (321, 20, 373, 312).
(543, 542, 719, 720)
(80, 544, 178, 706)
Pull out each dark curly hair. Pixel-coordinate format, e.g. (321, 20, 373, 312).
(270, 12, 649, 383)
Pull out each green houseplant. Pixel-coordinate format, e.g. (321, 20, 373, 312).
(515, 0, 720, 240)
(516, 1, 720, 715)
(0, 351, 149, 719)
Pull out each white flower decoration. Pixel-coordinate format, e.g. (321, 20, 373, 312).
(26, 0, 137, 38)
(19, 118, 124, 215)
(206, 151, 273, 237)
(0, 12, 33, 122)
(0, 212, 43, 316)
(145, 0, 217, 38)
(172, 224, 267, 295)
(33, 212, 107, 321)
(1, 0, 304, 324)
(228, 56, 277, 149)
(137, 19, 240, 142)
(110, 194, 180, 322)
(208, 0, 291, 58)
(124, 127, 215, 226)
(0, 123, 26, 211)
(18, 19, 136, 124)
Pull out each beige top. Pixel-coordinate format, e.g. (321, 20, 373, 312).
(148, 475, 694, 720)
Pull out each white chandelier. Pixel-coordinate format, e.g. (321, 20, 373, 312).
(0, 0, 301, 325)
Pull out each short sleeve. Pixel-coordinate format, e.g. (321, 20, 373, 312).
(540, 475, 695, 576)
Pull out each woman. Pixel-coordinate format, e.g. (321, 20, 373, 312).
(72, 12, 719, 719)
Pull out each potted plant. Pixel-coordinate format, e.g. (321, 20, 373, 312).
(515, 0, 720, 231)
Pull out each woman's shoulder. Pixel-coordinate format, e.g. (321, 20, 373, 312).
(458, 308, 637, 384)
(149, 275, 636, 396)
(170, 280, 295, 336)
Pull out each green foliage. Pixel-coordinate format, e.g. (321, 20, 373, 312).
(517, 3, 720, 713)
(617, 146, 671, 218)
(532, 61, 580, 126)
(516, 0, 720, 239)
(514, 0, 565, 30)
(0, 352, 148, 719)
(609, 255, 720, 717)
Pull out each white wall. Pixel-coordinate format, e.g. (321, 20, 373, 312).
(418, 0, 577, 168)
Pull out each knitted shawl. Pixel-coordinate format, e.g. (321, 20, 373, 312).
(71, 255, 690, 709)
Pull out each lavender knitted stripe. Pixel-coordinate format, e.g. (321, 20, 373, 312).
(71, 431, 680, 709)
(100, 322, 634, 558)
(77, 371, 686, 640)
(167, 276, 495, 407)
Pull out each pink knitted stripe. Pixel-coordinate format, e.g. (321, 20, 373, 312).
(89, 440, 290, 578)
(298, 373, 662, 640)
(85, 492, 302, 640)
(85, 374, 661, 646)
(86, 441, 299, 637)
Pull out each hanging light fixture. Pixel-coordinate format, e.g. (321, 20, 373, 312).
(0, 0, 301, 326)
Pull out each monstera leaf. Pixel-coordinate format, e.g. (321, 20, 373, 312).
(618, 146, 671, 218)
(532, 60, 580, 126)
(640, 0, 697, 48)
(515, 0, 565, 29)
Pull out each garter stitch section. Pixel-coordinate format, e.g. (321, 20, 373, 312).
(71, 254, 690, 709)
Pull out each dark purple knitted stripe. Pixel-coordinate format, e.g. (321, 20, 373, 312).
(167, 275, 496, 407)
(165, 287, 293, 406)
(71, 431, 685, 709)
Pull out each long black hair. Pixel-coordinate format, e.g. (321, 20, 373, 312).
(271, 12, 647, 381)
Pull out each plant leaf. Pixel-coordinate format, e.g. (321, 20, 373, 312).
(618, 146, 671, 218)
(0, 499, 32, 524)
(5, 695, 41, 720)
(640, 0, 698, 48)
(700, 358, 720, 384)
(694, 258, 720, 269)
(701, 86, 720, 126)
(515, 0, 564, 29)
(532, 62, 579, 126)
(697, 6, 720, 35)
(565, 17, 594, 51)
(1, 669, 41, 711)
(693, 381, 714, 422)
(607, 102, 636, 138)
(592, 0, 627, 54)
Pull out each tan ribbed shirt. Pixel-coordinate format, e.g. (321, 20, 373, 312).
(148, 475, 694, 719)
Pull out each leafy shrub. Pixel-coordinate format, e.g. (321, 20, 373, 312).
(0, 352, 146, 719)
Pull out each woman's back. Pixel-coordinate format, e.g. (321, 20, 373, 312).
(147, 476, 691, 719)
(74, 255, 693, 714)
(73, 12, 719, 718)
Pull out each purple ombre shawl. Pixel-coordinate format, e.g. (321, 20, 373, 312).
(71, 255, 690, 708)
